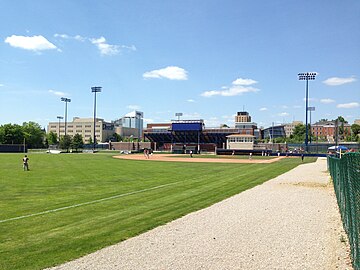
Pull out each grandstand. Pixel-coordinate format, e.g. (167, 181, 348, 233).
(144, 119, 259, 153)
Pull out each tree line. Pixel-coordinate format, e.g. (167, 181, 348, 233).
(269, 117, 360, 143)
(0, 122, 84, 151)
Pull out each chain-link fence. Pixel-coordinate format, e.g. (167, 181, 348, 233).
(328, 152, 360, 270)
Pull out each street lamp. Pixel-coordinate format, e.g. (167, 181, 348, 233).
(91, 86, 102, 151)
(56, 116, 63, 138)
(61, 97, 71, 136)
(298, 72, 316, 152)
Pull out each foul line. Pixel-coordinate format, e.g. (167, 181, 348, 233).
(0, 182, 180, 224)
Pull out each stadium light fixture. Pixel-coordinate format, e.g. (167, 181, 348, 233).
(56, 116, 63, 138)
(61, 97, 71, 136)
(175, 112, 183, 121)
(298, 72, 316, 152)
(91, 86, 102, 151)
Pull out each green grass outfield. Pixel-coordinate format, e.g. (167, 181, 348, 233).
(0, 153, 316, 270)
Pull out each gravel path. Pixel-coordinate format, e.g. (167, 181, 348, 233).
(48, 157, 352, 270)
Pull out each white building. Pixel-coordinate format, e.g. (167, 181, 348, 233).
(226, 134, 255, 150)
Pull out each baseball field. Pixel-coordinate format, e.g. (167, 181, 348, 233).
(0, 152, 315, 270)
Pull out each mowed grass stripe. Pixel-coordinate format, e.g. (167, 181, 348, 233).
(0, 182, 181, 224)
(0, 153, 316, 270)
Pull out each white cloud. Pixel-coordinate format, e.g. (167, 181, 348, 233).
(278, 112, 289, 117)
(55, 33, 135, 55)
(259, 107, 268, 111)
(232, 78, 258, 86)
(187, 99, 195, 103)
(0, 84, 4, 87)
(54, 34, 87, 42)
(337, 102, 359, 109)
(90, 37, 121, 56)
(49, 89, 66, 97)
(54, 33, 70, 39)
(143, 66, 188, 80)
(201, 85, 259, 97)
(5, 35, 57, 51)
(201, 77, 259, 97)
(320, 98, 335, 104)
(323, 76, 356, 86)
(126, 105, 141, 110)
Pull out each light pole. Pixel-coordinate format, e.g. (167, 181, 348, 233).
(298, 72, 316, 152)
(91, 86, 102, 151)
(308, 106, 315, 143)
(61, 97, 71, 136)
(56, 116, 63, 138)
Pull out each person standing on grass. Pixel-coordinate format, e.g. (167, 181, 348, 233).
(301, 153, 304, 162)
(23, 155, 29, 171)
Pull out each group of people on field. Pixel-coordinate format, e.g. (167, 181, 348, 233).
(143, 148, 152, 159)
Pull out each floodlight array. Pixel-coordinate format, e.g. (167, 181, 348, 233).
(61, 97, 71, 102)
(298, 72, 317, 80)
(91, 86, 102, 93)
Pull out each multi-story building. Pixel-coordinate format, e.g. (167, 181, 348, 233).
(235, 111, 251, 122)
(47, 117, 114, 143)
(234, 111, 258, 137)
(113, 111, 143, 139)
(311, 120, 351, 141)
(261, 125, 286, 140)
(284, 121, 303, 137)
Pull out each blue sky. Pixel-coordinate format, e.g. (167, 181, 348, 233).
(0, 1, 359, 129)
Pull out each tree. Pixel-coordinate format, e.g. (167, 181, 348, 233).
(336, 116, 348, 124)
(112, 133, 122, 142)
(47, 131, 58, 145)
(59, 135, 72, 152)
(351, 124, 360, 136)
(220, 124, 230, 128)
(0, 123, 24, 144)
(290, 124, 306, 143)
(88, 136, 93, 145)
(22, 122, 45, 148)
(71, 133, 84, 152)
